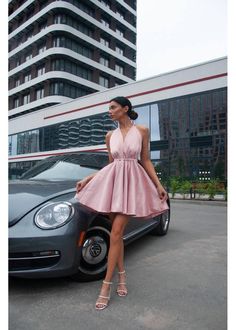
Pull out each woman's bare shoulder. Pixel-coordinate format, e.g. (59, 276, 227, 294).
(105, 129, 116, 138)
(106, 129, 114, 135)
(135, 124, 149, 136)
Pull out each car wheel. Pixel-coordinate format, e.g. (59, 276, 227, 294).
(150, 208, 170, 236)
(71, 217, 111, 282)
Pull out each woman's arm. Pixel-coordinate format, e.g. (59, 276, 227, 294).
(138, 126, 161, 187)
(105, 130, 114, 164)
(138, 126, 168, 201)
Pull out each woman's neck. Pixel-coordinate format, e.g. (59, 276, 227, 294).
(118, 118, 133, 129)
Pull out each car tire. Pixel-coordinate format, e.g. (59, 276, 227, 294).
(150, 208, 171, 236)
(71, 216, 111, 282)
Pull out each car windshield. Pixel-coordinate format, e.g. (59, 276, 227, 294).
(20, 156, 101, 181)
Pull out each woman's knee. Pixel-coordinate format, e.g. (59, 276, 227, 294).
(110, 214, 129, 242)
(110, 227, 123, 243)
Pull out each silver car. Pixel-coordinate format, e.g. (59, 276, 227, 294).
(9, 152, 171, 282)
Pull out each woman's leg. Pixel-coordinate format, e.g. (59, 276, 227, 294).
(105, 213, 129, 281)
(108, 214, 127, 295)
(108, 213, 125, 272)
(96, 213, 129, 307)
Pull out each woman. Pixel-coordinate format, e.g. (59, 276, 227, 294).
(75, 96, 169, 310)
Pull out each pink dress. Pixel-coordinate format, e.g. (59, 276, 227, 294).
(75, 123, 169, 219)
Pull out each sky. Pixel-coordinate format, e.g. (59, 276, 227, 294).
(136, 0, 227, 80)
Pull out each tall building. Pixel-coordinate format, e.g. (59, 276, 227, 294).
(8, 0, 137, 119)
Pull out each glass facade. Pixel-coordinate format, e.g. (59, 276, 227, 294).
(53, 13, 94, 37)
(9, 88, 227, 181)
(134, 88, 227, 181)
(51, 59, 92, 81)
(9, 113, 117, 156)
(52, 36, 93, 59)
(49, 81, 93, 98)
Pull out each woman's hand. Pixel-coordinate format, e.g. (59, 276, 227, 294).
(76, 178, 88, 193)
(157, 184, 168, 202)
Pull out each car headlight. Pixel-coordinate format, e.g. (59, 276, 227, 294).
(34, 202, 74, 229)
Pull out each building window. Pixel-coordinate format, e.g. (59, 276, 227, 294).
(115, 64, 124, 74)
(52, 36, 92, 59)
(117, 10, 125, 20)
(24, 73, 31, 83)
(99, 76, 109, 88)
(38, 44, 46, 54)
(23, 93, 30, 104)
(37, 65, 45, 76)
(101, 18, 110, 28)
(53, 13, 93, 37)
(99, 0, 111, 9)
(25, 53, 32, 61)
(51, 59, 92, 81)
(75, 1, 95, 16)
(39, 20, 47, 31)
(16, 58, 21, 66)
(16, 129, 40, 155)
(39, 0, 48, 10)
(115, 46, 124, 56)
(8, 135, 18, 157)
(17, 38, 23, 47)
(54, 14, 62, 24)
(36, 88, 44, 100)
(116, 28, 124, 37)
(50, 81, 90, 98)
(78, 23, 93, 37)
(26, 31, 33, 41)
(100, 56, 109, 67)
(15, 78, 20, 87)
(53, 37, 60, 47)
(100, 37, 110, 47)
(13, 98, 19, 108)
(50, 82, 60, 95)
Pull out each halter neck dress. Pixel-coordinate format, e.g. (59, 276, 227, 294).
(75, 123, 169, 219)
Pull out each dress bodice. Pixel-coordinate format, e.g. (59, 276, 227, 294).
(109, 124, 142, 161)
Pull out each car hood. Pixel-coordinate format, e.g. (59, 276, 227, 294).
(9, 180, 77, 227)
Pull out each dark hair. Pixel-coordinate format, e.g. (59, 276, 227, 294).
(110, 96, 138, 120)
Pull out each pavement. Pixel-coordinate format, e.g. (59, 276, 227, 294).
(9, 201, 227, 330)
(169, 197, 227, 207)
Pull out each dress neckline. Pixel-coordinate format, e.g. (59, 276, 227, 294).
(118, 123, 135, 143)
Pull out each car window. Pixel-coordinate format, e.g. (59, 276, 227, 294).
(20, 159, 98, 181)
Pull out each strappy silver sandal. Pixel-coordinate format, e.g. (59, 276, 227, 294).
(95, 280, 113, 310)
(116, 270, 128, 297)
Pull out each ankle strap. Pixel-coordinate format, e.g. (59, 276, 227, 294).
(103, 280, 113, 284)
(118, 270, 126, 274)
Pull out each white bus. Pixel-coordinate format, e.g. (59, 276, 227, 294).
(9, 57, 227, 181)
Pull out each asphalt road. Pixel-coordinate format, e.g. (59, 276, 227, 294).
(9, 200, 227, 330)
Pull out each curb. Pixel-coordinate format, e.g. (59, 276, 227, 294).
(169, 198, 227, 207)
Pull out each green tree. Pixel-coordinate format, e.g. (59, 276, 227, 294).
(170, 176, 181, 198)
(205, 179, 220, 200)
(179, 180, 192, 199)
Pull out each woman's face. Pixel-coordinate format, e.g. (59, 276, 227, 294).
(108, 101, 128, 121)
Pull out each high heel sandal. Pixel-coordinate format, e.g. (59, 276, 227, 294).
(95, 280, 113, 310)
(116, 270, 128, 297)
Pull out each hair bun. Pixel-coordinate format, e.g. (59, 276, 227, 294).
(129, 110, 138, 120)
